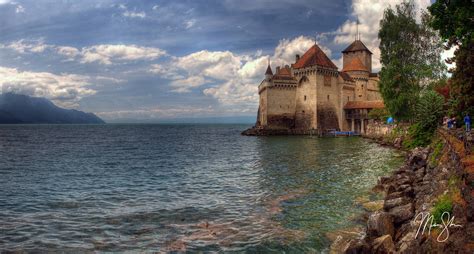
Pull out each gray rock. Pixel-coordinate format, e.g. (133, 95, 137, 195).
(367, 211, 395, 238)
(371, 235, 396, 254)
(388, 203, 414, 224)
(384, 197, 411, 210)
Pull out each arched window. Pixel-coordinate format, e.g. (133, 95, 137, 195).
(327, 95, 330, 101)
(304, 95, 307, 101)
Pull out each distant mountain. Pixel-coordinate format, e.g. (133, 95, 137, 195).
(0, 93, 105, 124)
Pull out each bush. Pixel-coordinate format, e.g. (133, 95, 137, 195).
(368, 108, 390, 121)
(415, 90, 445, 132)
(431, 194, 453, 224)
(403, 90, 445, 148)
(403, 123, 435, 148)
(428, 138, 444, 167)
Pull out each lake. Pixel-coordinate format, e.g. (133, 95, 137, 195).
(0, 124, 403, 252)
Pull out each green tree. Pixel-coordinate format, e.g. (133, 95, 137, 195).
(429, 0, 474, 116)
(378, 2, 446, 121)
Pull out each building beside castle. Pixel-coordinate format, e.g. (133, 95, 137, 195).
(256, 38, 384, 134)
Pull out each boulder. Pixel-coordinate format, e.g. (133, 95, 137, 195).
(362, 200, 384, 212)
(384, 197, 411, 210)
(388, 203, 414, 224)
(407, 147, 430, 169)
(371, 235, 396, 254)
(367, 211, 395, 238)
(342, 239, 370, 254)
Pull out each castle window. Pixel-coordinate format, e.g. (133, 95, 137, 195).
(304, 95, 307, 101)
(302, 110, 305, 114)
(324, 75, 331, 86)
(327, 95, 330, 101)
(347, 96, 350, 102)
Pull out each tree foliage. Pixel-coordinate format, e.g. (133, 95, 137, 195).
(368, 108, 389, 121)
(378, 2, 446, 121)
(429, 0, 474, 117)
(415, 90, 445, 132)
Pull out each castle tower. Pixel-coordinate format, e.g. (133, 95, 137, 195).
(342, 40, 372, 73)
(342, 57, 369, 101)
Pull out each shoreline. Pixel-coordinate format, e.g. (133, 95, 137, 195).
(332, 127, 474, 253)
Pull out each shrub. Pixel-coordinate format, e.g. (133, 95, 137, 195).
(431, 194, 453, 225)
(403, 123, 435, 148)
(428, 138, 444, 167)
(368, 108, 390, 121)
(403, 90, 445, 148)
(415, 90, 445, 132)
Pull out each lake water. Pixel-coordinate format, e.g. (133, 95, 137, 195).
(0, 124, 403, 252)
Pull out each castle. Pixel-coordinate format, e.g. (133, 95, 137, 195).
(256, 38, 384, 134)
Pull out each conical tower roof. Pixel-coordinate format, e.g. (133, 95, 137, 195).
(265, 64, 273, 75)
(342, 40, 372, 54)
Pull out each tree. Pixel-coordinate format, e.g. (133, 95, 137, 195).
(378, 2, 446, 121)
(428, 0, 474, 116)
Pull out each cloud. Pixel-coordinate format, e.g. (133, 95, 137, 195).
(333, 0, 431, 70)
(15, 4, 24, 13)
(175, 50, 242, 80)
(56, 46, 80, 61)
(0, 66, 95, 107)
(80, 44, 167, 65)
(123, 10, 146, 19)
(0, 0, 11, 5)
(2, 40, 167, 65)
(146, 36, 325, 112)
(184, 19, 196, 29)
(2, 39, 52, 54)
(170, 76, 208, 93)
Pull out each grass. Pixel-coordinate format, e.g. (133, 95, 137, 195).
(428, 138, 444, 167)
(431, 194, 453, 224)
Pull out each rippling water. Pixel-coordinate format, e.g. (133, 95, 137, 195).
(0, 124, 403, 252)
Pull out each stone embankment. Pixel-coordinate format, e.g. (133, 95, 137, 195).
(241, 126, 319, 136)
(340, 128, 474, 253)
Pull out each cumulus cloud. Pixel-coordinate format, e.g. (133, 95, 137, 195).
(170, 76, 208, 93)
(333, 0, 431, 70)
(56, 46, 80, 61)
(2, 40, 167, 65)
(80, 44, 167, 65)
(152, 36, 320, 111)
(1, 39, 52, 54)
(0, 66, 95, 107)
(175, 50, 241, 80)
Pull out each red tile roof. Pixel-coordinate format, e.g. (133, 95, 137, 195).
(273, 66, 295, 80)
(339, 71, 354, 82)
(342, 40, 372, 54)
(276, 66, 291, 76)
(342, 57, 368, 72)
(292, 44, 337, 69)
(344, 100, 385, 109)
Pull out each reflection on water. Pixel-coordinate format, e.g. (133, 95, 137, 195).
(0, 124, 403, 252)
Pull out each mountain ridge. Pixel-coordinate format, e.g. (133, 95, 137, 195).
(0, 93, 105, 124)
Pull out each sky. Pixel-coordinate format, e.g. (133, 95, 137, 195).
(0, 0, 435, 122)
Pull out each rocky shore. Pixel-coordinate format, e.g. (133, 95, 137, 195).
(338, 129, 474, 253)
